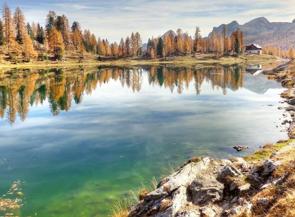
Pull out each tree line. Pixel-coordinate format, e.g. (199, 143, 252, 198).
(0, 4, 245, 62)
(146, 27, 244, 58)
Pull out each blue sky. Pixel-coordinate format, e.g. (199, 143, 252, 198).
(3, 0, 295, 42)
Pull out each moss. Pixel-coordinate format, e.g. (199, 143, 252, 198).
(244, 140, 294, 163)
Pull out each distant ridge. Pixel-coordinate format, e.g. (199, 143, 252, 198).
(209, 17, 295, 49)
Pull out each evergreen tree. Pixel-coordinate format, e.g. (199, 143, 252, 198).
(157, 37, 164, 57)
(46, 11, 56, 33)
(26, 23, 34, 39)
(36, 24, 45, 44)
(55, 15, 70, 48)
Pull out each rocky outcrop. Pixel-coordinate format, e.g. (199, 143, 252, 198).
(128, 145, 295, 217)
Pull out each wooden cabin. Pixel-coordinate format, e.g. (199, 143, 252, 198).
(245, 44, 262, 55)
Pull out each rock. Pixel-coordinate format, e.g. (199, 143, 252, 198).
(230, 157, 250, 172)
(174, 209, 200, 217)
(256, 197, 270, 207)
(288, 98, 295, 105)
(233, 145, 248, 152)
(282, 120, 291, 125)
(129, 158, 223, 217)
(199, 206, 218, 217)
(261, 160, 277, 176)
(218, 165, 243, 181)
(188, 178, 224, 205)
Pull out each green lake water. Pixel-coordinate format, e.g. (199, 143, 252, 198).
(0, 65, 288, 216)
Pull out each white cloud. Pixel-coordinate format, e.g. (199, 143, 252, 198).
(8, 0, 295, 42)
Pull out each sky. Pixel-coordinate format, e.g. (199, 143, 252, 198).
(3, 0, 295, 42)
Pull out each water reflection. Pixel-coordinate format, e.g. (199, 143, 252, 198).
(0, 65, 286, 217)
(0, 65, 277, 124)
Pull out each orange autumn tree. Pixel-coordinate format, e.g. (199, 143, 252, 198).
(3, 4, 21, 56)
(14, 7, 37, 60)
(48, 27, 64, 60)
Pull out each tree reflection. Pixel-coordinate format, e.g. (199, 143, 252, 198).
(0, 65, 245, 124)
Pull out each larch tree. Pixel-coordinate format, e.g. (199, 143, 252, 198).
(0, 19, 4, 46)
(48, 27, 65, 60)
(22, 31, 37, 60)
(3, 4, 19, 53)
(176, 29, 184, 54)
(13, 7, 37, 60)
(125, 36, 131, 57)
(71, 21, 83, 54)
(14, 7, 25, 44)
(97, 38, 106, 56)
(194, 27, 201, 53)
(118, 38, 125, 57)
(111, 42, 119, 57)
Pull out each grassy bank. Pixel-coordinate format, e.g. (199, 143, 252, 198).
(0, 54, 280, 69)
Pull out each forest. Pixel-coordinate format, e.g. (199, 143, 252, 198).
(0, 4, 247, 63)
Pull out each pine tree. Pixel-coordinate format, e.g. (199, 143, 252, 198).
(46, 11, 56, 33)
(56, 15, 71, 48)
(36, 23, 45, 44)
(26, 23, 34, 39)
(157, 37, 164, 57)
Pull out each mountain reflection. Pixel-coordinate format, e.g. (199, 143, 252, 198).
(0, 65, 245, 124)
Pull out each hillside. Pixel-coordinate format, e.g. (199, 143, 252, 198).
(210, 17, 295, 49)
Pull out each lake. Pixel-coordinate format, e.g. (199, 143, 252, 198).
(0, 65, 288, 217)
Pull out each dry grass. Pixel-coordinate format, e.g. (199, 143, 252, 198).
(0, 54, 281, 70)
(267, 191, 295, 217)
(247, 140, 295, 217)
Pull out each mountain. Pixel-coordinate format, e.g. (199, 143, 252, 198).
(209, 17, 295, 49)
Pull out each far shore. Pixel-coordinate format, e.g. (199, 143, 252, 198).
(0, 54, 284, 70)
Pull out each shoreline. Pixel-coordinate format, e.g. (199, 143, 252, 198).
(117, 60, 295, 217)
(0, 54, 281, 70)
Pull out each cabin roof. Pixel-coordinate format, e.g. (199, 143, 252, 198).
(246, 43, 262, 50)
